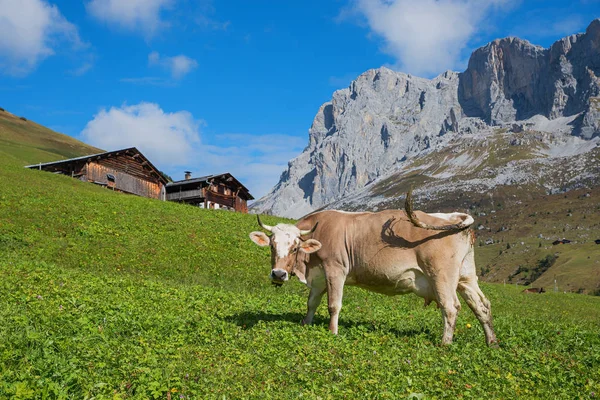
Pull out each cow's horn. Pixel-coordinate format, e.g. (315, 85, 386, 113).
(257, 215, 273, 232)
(299, 222, 318, 236)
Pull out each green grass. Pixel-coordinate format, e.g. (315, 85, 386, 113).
(0, 109, 102, 164)
(1, 113, 600, 398)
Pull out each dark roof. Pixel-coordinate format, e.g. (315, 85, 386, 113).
(167, 172, 254, 200)
(25, 147, 168, 185)
(167, 173, 220, 186)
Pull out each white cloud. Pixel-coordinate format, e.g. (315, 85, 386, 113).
(120, 76, 175, 87)
(195, 14, 230, 31)
(148, 51, 198, 79)
(349, 0, 514, 77)
(69, 53, 96, 76)
(86, 0, 173, 37)
(0, 0, 84, 75)
(80, 101, 305, 199)
(80, 102, 201, 167)
(70, 62, 93, 76)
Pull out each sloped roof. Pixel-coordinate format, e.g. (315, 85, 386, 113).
(167, 172, 254, 200)
(25, 147, 168, 185)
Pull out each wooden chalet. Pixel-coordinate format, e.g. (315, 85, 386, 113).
(165, 172, 253, 213)
(25, 147, 168, 200)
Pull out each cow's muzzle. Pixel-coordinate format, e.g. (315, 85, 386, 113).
(270, 269, 288, 284)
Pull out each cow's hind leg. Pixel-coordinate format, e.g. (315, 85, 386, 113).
(302, 284, 326, 326)
(458, 277, 497, 346)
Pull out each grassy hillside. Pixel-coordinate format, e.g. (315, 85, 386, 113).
(0, 108, 102, 164)
(0, 121, 599, 398)
(471, 187, 600, 293)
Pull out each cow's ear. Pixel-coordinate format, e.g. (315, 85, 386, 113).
(299, 239, 321, 254)
(249, 231, 270, 247)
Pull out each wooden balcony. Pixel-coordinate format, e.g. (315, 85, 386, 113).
(166, 188, 204, 201)
(165, 185, 248, 213)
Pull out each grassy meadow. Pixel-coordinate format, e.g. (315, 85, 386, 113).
(1, 112, 600, 398)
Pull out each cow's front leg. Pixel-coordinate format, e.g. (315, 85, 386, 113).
(302, 284, 326, 325)
(326, 272, 346, 334)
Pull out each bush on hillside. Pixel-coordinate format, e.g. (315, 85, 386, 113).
(529, 254, 558, 282)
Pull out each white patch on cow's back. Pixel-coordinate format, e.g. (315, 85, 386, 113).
(332, 210, 372, 215)
(428, 212, 474, 226)
(271, 223, 301, 258)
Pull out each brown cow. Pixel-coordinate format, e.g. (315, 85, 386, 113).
(249, 192, 497, 346)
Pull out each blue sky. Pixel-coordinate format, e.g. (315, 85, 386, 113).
(1, 0, 599, 199)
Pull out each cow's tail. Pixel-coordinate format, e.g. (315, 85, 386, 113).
(405, 189, 474, 231)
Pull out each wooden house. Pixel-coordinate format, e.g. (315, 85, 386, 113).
(166, 172, 253, 213)
(25, 147, 168, 200)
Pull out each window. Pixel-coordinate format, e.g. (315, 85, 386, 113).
(106, 173, 116, 189)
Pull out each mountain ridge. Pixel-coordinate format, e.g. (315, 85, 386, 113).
(251, 19, 600, 218)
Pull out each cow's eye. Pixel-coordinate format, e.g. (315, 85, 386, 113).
(290, 247, 297, 253)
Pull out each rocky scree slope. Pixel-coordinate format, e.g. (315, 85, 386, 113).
(251, 19, 600, 218)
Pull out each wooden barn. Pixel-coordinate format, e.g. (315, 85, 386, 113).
(166, 172, 253, 213)
(25, 147, 168, 200)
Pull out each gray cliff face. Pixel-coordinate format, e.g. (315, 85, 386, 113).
(458, 38, 547, 123)
(459, 19, 600, 125)
(251, 20, 600, 218)
(253, 69, 464, 218)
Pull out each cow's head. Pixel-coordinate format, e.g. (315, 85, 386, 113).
(249, 216, 321, 286)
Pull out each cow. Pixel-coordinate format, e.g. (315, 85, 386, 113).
(522, 287, 546, 294)
(249, 191, 497, 346)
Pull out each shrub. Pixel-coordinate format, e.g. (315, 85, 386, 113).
(508, 265, 529, 281)
(529, 254, 558, 282)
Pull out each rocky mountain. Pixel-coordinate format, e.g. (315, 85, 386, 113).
(251, 19, 600, 218)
